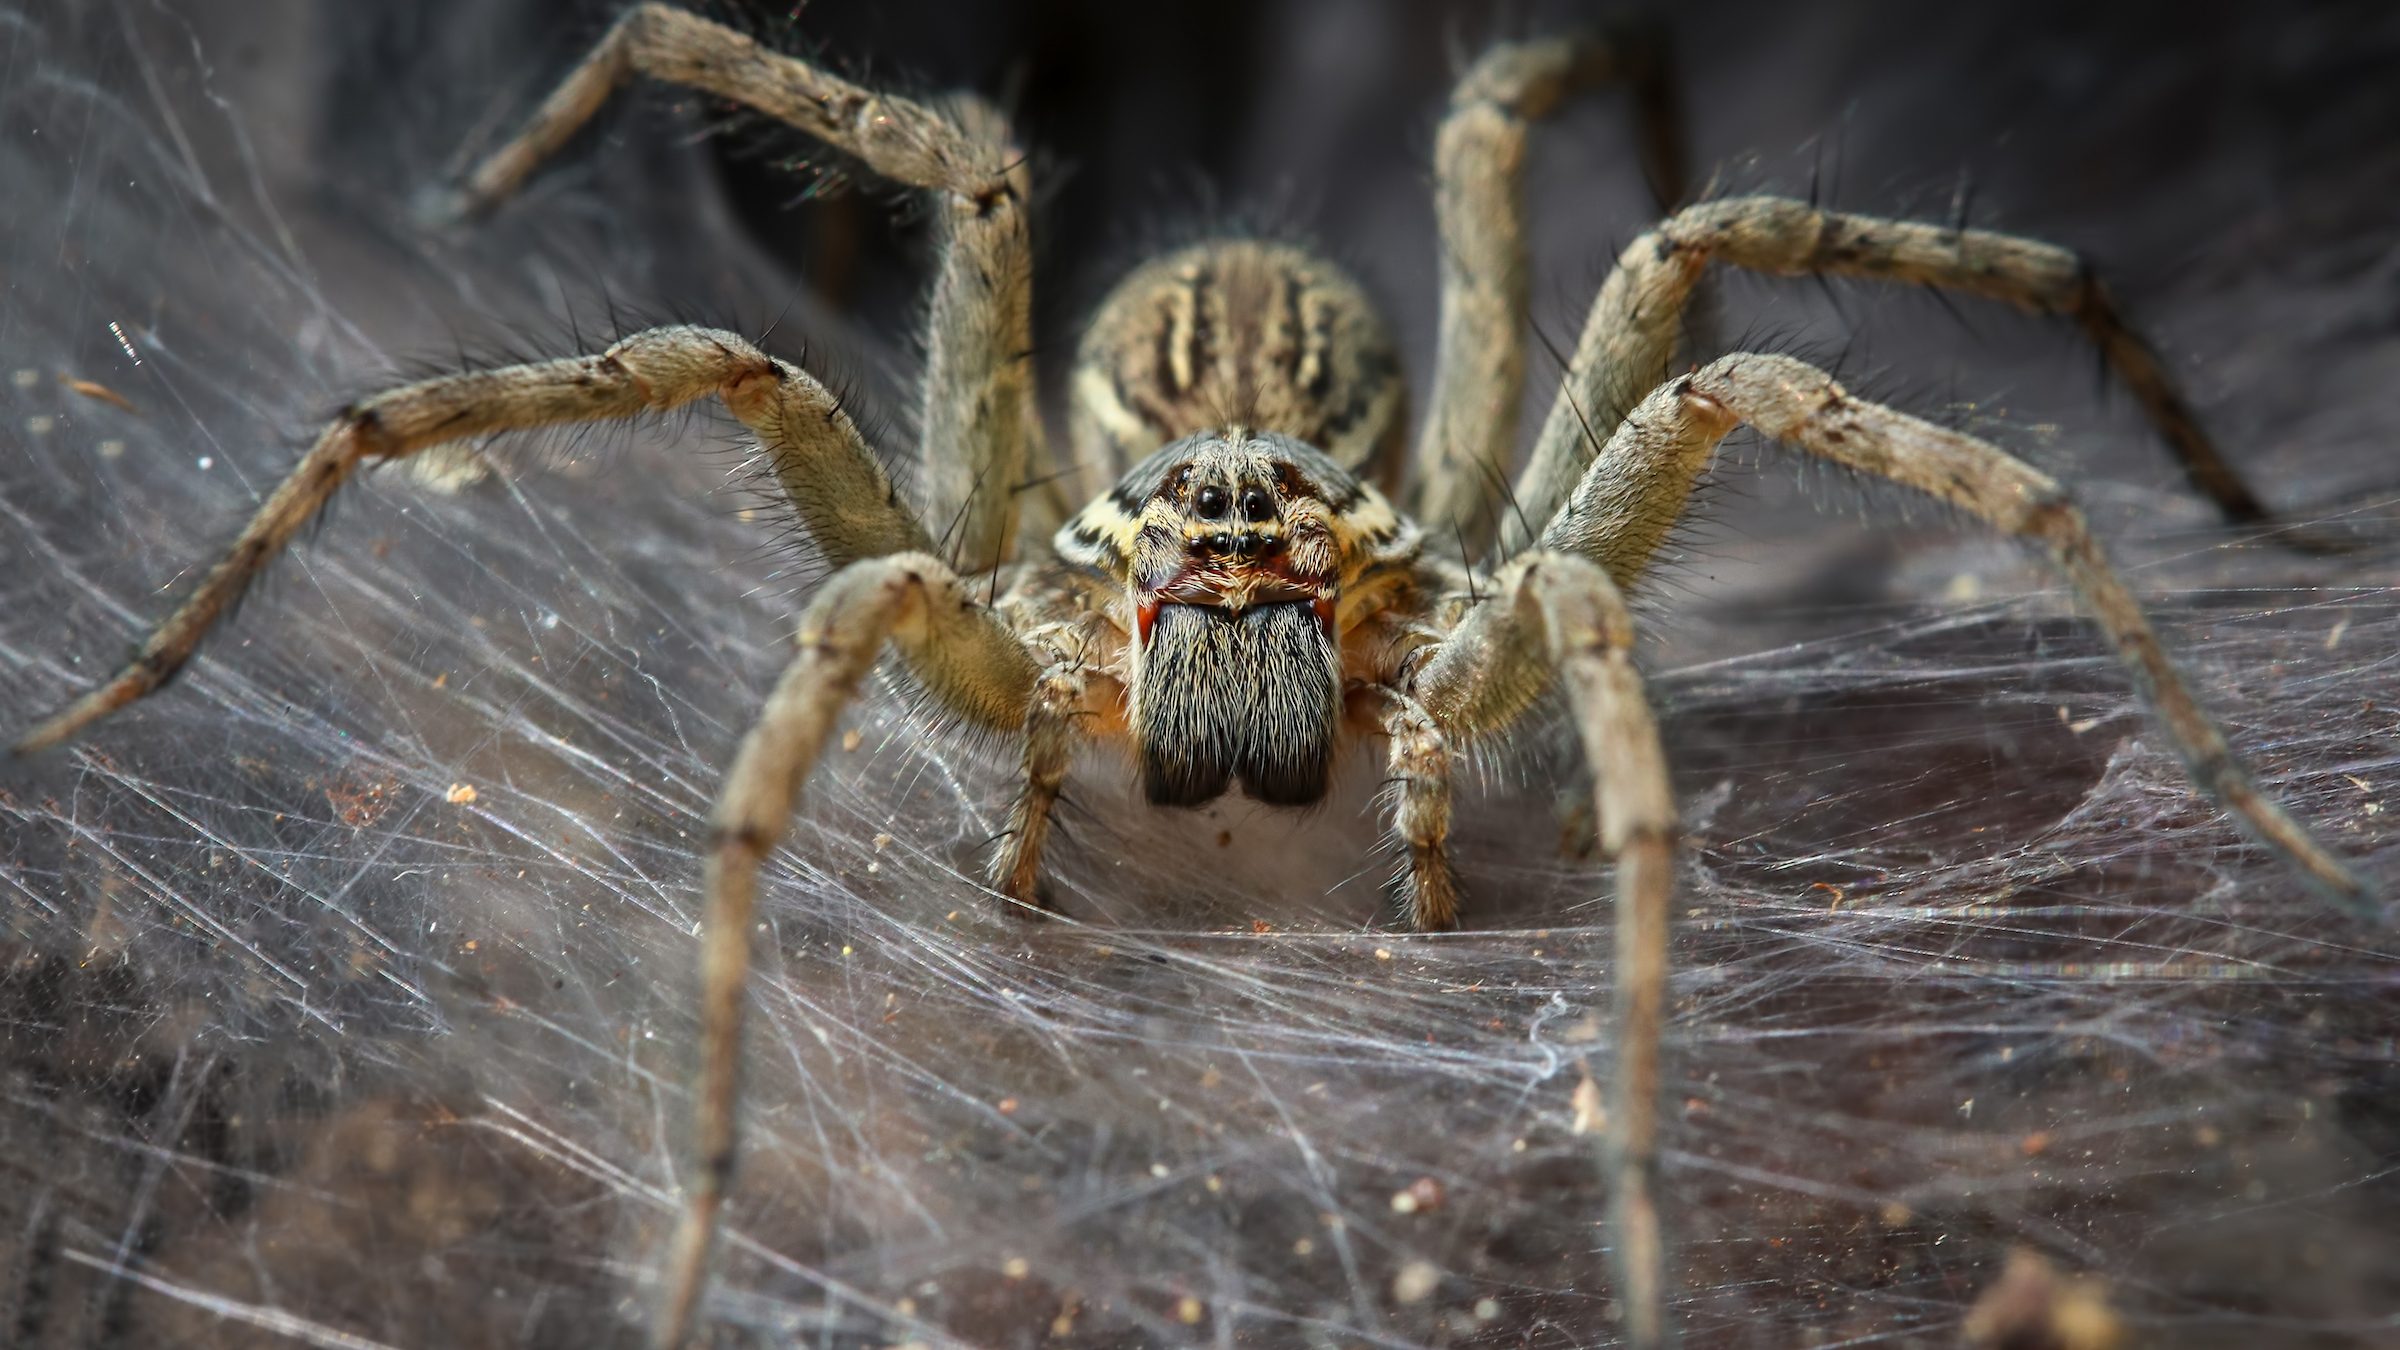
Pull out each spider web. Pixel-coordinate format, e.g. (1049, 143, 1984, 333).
(3, 3, 2398, 1348)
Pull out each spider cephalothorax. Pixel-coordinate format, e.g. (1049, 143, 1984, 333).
(13, 7, 2375, 1349)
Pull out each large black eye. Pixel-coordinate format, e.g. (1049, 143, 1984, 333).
(1194, 485, 1230, 519)
(1238, 485, 1274, 522)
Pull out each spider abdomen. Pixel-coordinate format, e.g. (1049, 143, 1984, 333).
(1072, 240, 1406, 490)
(1135, 600, 1341, 808)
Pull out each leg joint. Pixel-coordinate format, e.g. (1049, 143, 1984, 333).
(345, 406, 397, 460)
(2016, 489, 2087, 548)
(707, 823, 775, 857)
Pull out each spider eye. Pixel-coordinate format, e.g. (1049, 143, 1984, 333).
(1237, 486, 1274, 522)
(1193, 485, 1230, 519)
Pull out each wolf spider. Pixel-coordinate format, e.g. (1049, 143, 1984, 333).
(13, 5, 2378, 1346)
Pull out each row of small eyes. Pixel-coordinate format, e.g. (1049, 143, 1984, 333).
(1192, 483, 1276, 522)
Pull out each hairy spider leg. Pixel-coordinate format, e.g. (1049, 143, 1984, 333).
(989, 654, 1091, 906)
(672, 553, 1036, 1348)
(426, 10, 1085, 1338)
(1411, 347, 2373, 1348)
(10, 326, 923, 755)
(1498, 196, 2287, 561)
(1415, 32, 1688, 552)
(1412, 550, 1678, 1347)
(1370, 687, 1461, 930)
(440, 2, 1042, 574)
(0, 316, 1046, 1350)
(1646, 353, 2372, 912)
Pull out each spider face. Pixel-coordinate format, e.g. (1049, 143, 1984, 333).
(1055, 425, 1420, 808)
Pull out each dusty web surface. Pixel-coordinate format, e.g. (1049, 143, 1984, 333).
(3, 3, 2397, 1347)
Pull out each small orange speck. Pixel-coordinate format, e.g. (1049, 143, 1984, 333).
(61, 375, 134, 411)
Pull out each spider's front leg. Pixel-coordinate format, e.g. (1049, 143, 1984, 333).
(0, 319, 1039, 1346)
(668, 551, 1038, 1345)
(1548, 352, 2373, 915)
(11, 327, 920, 755)
(1414, 30, 1687, 550)
(443, 3, 1043, 569)
(1405, 553, 1678, 1346)
(1458, 348, 2377, 1350)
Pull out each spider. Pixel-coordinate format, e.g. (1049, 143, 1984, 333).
(10, 6, 2378, 1347)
